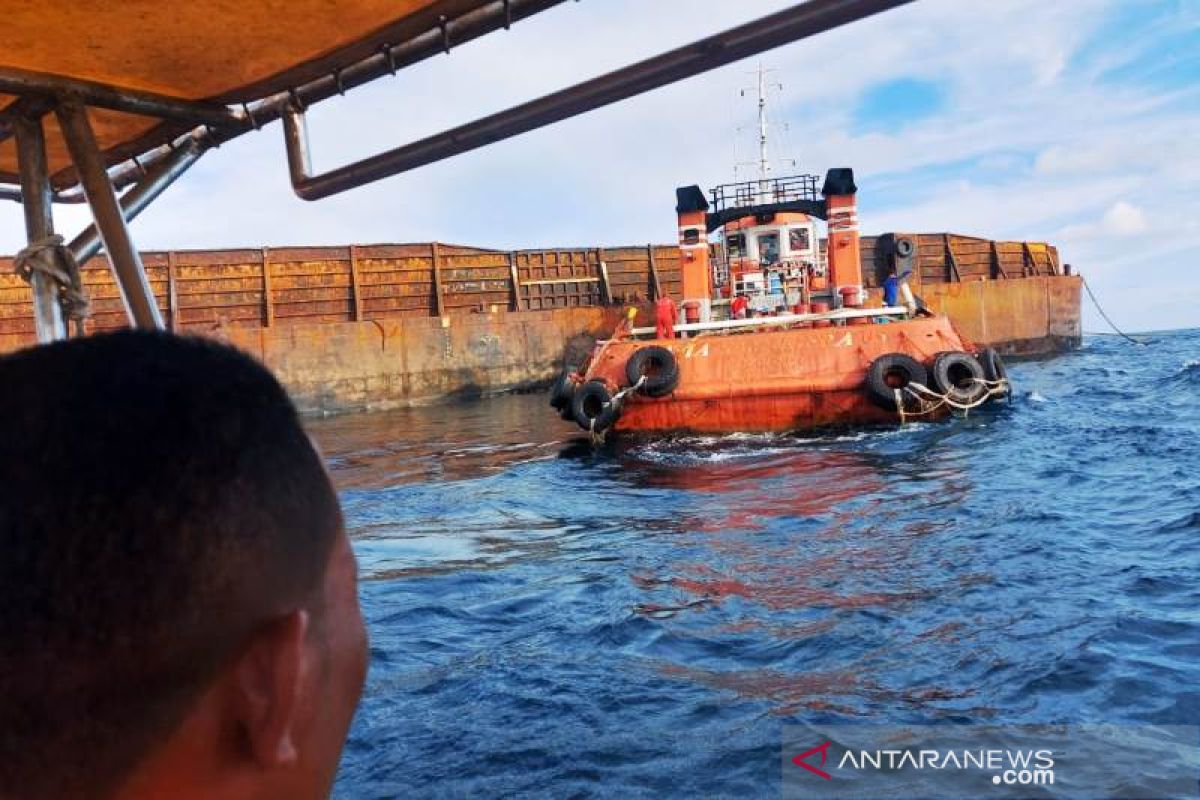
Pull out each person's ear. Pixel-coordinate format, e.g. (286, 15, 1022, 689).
(230, 610, 311, 767)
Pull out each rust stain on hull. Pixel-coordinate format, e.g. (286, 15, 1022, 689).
(583, 317, 979, 434)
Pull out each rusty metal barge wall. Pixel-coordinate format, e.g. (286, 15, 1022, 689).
(0, 243, 675, 413)
(857, 232, 1082, 357)
(0, 236, 1079, 412)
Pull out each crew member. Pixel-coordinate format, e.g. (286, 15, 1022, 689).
(655, 295, 678, 339)
(614, 306, 638, 339)
(0, 331, 368, 800)
(730, 293, 749, 320)
(883, 268, 899, 307)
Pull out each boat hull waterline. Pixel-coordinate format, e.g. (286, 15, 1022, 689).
(566, 316, 997, 435)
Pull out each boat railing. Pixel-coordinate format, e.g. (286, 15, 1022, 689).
(627, 305, 910, 338)
(709, 174, 821, 215)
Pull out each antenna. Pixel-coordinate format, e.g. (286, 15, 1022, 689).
(737, 64, 785, 201)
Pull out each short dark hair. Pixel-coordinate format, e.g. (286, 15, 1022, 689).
(0, 331, 341, 799)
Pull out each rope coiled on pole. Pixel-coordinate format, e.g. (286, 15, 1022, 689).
(12, 235, 91, 336)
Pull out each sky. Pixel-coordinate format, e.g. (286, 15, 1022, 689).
(1, 0, 1196, 332)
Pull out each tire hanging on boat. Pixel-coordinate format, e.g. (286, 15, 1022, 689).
(980, 348, 1009, 386)
(625, 346, 680, 398)
(930, 351, 988, 404)
(572, 380, 621, 432)
(866, 353, 929, 410)
(549, 365, 578, 410)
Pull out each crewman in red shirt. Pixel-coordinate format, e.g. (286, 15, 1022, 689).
(731, 293, 749, 320)
(655, 295, 678, 339)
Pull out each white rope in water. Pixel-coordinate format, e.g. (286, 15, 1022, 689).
(896, 377, 1009, 421)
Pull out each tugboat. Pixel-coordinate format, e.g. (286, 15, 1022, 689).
(549, 166, 1010, 436)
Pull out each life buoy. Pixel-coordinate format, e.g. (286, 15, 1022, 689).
(625, 346, 680, 398)
(930, 351, 988, 404)
(572, 380, 621, 432)
(866, 353, 929, 410)
(895, 236, 915, 258)
(979, 348, 1010, 396)
(549, 365, 577, 410)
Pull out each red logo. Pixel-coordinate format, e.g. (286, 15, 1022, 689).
(792, 741, 833, 780)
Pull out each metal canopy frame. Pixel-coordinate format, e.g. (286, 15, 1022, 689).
(2, 0, 912, 343)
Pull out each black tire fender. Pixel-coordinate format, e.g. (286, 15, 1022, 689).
(930, 351, 988, 404)
(572, 380, 621, 432)
(980, 348, 1008, 383)
(549, 365, 578, 410)
(979, 348, 1011, 397)
(866, 353, 929, 410)
(625, 346, 680, 398)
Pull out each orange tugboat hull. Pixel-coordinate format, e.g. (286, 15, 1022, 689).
(579, 316, 978, 434)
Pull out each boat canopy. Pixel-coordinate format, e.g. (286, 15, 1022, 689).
(0, 0, 565, 189)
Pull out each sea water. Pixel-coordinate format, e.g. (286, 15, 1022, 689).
(312, 330, 1200, 799)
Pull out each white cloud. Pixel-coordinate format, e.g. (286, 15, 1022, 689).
(1102, 201, 1148, 235)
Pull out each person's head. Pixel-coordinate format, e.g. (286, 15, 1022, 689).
(0, 331, 367, 800)
(888, 268, 898, 278)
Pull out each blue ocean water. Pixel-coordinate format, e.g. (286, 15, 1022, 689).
(311, 330, 1200, 799)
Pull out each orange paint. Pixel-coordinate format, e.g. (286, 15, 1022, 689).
(676, 208, 712, 305)
(583, 316, 978, 433)
(824, 192, 861, 294)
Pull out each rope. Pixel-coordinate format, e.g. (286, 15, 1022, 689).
(1082, 276, 1143, 346)
(12, 235, 90, 335)
(895, 377, 1009, 422)
(610, 374, 647, 405)
(586, 375, 646, 445)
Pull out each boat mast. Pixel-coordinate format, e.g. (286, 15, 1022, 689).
(756, 63, 771, 201)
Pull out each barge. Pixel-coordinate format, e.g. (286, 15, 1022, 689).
(1, 230, 1076, 416)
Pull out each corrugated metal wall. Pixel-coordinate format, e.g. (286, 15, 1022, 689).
(0, 242, 681, 344)
(858, 233, 1061, 288)
(0, 232, 1063, 346)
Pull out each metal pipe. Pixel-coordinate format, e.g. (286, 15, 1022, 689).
(0, 66, 244, 128)
(13, 114, 68, 342)
(68, 139, 205, 266)
(284, 0, 914, 200)
(55, 100, 164, 329)
(254, 0, 565, 123)
(4, 0, 561, 191)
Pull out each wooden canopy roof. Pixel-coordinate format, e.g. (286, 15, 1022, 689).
(0, 0, 553, 187)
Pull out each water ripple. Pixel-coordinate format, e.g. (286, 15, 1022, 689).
(309, 329, 1200, 799)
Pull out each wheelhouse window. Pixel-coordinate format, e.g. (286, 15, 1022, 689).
(789, 226, 811, 252)
(682, 228, 701, 246)
(757, 232, 780, 265)
(726, 233, 746, 258)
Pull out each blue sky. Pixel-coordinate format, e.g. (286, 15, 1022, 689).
(1, 0, 1196, 331)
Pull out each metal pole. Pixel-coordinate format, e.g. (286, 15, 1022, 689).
(13, 114, 68, 342)
(56, 100, 163, 329)
(0, 66, 242, 128)
(67, 139, 204, 266)
(284, 0, 914, 200)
